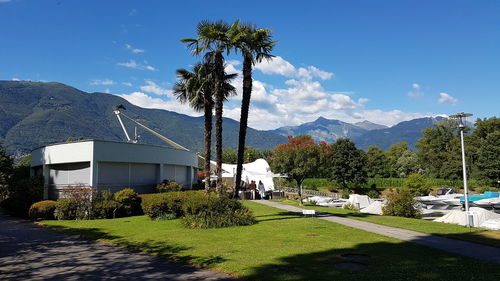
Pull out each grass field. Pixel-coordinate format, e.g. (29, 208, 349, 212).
(277, 199, 500, 248)
(40, 201, 499, 280)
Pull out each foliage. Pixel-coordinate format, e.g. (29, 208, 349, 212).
(61, 186, 97, 219)
(342, 203, 358, 211)
(0, 143, 14, 200)
(114, 188, 142, 216)
(54, 198, 79, 220)
(366, 145, 391, 178)
(1, 176, 43, 217)
(366, 189, 380, 199)
(92, 200, 122, 219)
(154, 212, 178, 221)
(382, 190, 421, 218)
(271, 135, 322, 203)
(141, 191, 199, 219)
(416, 120, 462, 179)
(97, 190, 114, 201)
(403, 174, 432, 196)
(473, 118, 500, 186)
(395, 150, 421, 177)
(328, 138, 368, 190)
(182, 196, 255, 229)
(29, 200, 56, 220)
(155, 180, 184, 193)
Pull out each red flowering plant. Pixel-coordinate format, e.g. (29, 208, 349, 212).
(271, 135, 322, 204)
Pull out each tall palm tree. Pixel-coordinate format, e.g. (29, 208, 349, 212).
(173, 62, 237, 193)
(233, 22, 276, 196)
(181, 20, 239, 195)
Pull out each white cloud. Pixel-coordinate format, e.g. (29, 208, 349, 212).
(125, 44, 144, 54)
(254, 56, 333, 80)
(0, 0, 12, 3)
(438, 92, 458, 105)
(408, 82, 424, 98)
(122, 82, 133, 87)
(90, 78, 114, 85)
(116, 92, 200, 116)
(139, 80, 171, 96)
(11, 77, 20, 81)
(117, 60, 157, 71)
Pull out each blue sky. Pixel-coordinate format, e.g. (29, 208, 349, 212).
(1, 0, 499, 129)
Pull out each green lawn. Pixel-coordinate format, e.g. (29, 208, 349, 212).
(40, 201, 499, 280)
(277, 199, 500, 248)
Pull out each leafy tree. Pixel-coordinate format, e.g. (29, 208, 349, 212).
(260, 149, 274, 161)
(403, 174, 432, 196)
(476, 131, 500, 186)
(395, 150, 420, 177)
(222, 148, 238, 164)
(366, 145, 391, 178)
(387, 142, 410, 177)
(271, 135, 321, 204)
(382, 190, 421, 218)
(173, 62, 237, 191)
(328, 138, 367, 190)
(233, 21, 276, 196)
(0, 143, 14, 200)
(416, 119, 462, 179)
(182, 20, 239, 194)
(244, 146, 261, 163)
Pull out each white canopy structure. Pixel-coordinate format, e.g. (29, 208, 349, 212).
(217, 159, 278, 191)
(434, 207, 500, 230)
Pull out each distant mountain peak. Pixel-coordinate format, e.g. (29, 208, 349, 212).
(353, 120, 388, 131)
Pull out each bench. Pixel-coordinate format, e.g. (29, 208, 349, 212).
(302, 209, 316, 217)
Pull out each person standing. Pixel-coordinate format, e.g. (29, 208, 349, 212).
(258, 180, 265, 199)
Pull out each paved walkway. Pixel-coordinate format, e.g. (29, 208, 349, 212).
(254, 200, 500, 264)
(0, 214, 235, 281)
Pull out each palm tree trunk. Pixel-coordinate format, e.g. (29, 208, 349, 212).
(235, 56, 253, 198)
(214, 50, 225, 196)
(203, 98, 213, 192)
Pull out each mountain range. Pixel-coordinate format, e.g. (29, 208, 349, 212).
(271, 116, 446, 150)
(0, 81, 447, 156)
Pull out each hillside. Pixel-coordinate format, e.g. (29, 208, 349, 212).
(0, 81, 287, 155)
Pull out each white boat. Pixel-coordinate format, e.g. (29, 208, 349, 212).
(415, 188, 463, 210)
(473, 197, 500, 208)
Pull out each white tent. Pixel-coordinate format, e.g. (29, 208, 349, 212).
(434, 207, 500, 229)
(217, 159, 277, 191)
(360, 201, 385, 215)
(348, 194, 372, 209)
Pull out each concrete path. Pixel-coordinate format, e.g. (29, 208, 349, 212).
(254, 200, 500, 264)
(0, 214, 235, 281)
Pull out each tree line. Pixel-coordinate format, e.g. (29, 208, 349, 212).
(268, 117, 500, 202)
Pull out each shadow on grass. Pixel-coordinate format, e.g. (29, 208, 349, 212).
(244, 240, 500, 281)
(45, 224, 228, 268)
(438, 232, 500, 249)
(255, 211, 304, 222)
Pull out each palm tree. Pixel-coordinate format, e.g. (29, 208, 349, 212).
(173, 62, 237, 193)
(233, 22, 276, 196)
(181, 20, 239, 194)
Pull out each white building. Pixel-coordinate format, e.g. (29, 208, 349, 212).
(31, 140, 198, 199)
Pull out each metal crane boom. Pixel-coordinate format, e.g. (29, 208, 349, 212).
(114, 108, 190, 151)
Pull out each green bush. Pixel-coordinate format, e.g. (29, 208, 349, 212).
(1, 176, 43, 217)
(114, 188, 142, 216)
(154, 212, 177, 221)
(29, 200, 56, 220)
(97, 190, 114, 201)
(342, 202, 358, 211)
(182, 196, 256, 229)
(382, 190, 421, 218)
(55, 198, 79, 220)
(92, 200, 121, 219)
(473, 186, 499, 194)
(339, 189, 350, 199)
(366, 189, 380, 199)
(404, 174, 432, 196)
(155, 181, 184, 193)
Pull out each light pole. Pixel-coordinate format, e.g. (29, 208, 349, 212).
(450, 112, 473, 227)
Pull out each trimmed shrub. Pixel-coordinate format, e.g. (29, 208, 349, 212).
(55, 198, 79, 220)
(92, 200, 121, 219)
(366, 189, 380, 199)
(141, 191, 201, 219)
(29, 200, 56, 220)
(404, 174, 432, 196)
(61, 186, 97, 219)
(382, 190, 421, 218)
(141, 193, 170, 219)
(155, 181, 184, 193)
(182, 196, 256, 229)
(155, 212, 177, 221)
(97, 190, 114, 201)
(114, 188, 142, 216)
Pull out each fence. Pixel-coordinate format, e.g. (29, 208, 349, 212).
(278, 186, 339, 199)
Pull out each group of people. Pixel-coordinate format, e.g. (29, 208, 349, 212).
(242, 180, 266, 199)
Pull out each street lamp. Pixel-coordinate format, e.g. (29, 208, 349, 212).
(450, 112, 473, 227)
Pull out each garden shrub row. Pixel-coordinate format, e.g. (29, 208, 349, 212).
(141, 191, 256, 228)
